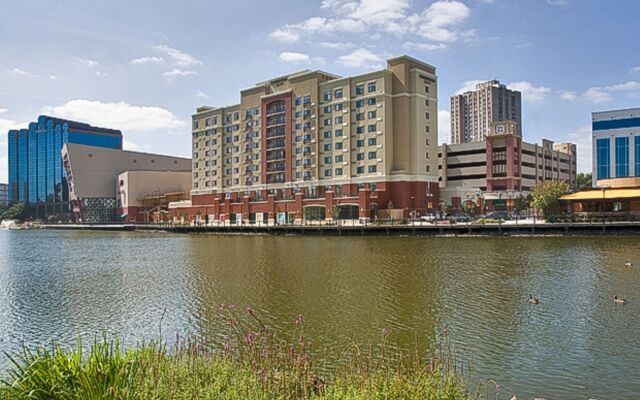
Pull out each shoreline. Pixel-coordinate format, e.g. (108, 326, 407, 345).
(34, 221, 640, 236)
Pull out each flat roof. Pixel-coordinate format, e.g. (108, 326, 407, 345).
(561, 188, 640, 201)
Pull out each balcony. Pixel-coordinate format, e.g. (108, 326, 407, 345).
(266, 139, 285, 150)
(266, 115, 286, 127)
(266, 102, 286, 116)
(267, 174, 285, 184)
(267, 151, 286, 161)
(267, 163, 285, 173)
(266, 127, 286, 138)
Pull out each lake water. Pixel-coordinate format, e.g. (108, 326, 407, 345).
(0, 230, 639, 398)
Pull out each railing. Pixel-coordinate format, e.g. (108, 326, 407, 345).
(266, 140, 285, 149)
(266, 116, 286, 127)
(266, 104, 286, 115)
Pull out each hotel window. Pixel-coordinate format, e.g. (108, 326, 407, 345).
(596, 138, 610, 180)
(635, 136, 640, 176)
(357, 166, 364, 174)
(356, 84, 364, 95)
(335, 155, 343, 162)
(368, 165, 377, 173)
(303, 96, 311, 105)
(335, 142, 343, 150)
(335, 88, 343, 98)
(615, 136, 629, 177)
(324, 131, 332, 139)
(323, 90, 332, 101)
(367, 82, 376, 92)
(357, 153, 364, 160)
(324, 169, 332, 177)
(368, 138, 377, 146)
(323, 106, 331, 113)
(335, 168, 343, 175)
(356, 126, 364, 134)
(334, 103, 343, 111)
(324, 143, 332, 151)
(324, 118, 332, 126)
(335, 129, 343, 137)
(295, 97, 302, 106)
(368, 151, 376, 159)
(425, 112, 430, 120)
(368, 124, 377, 132)
(367, 98, 376, 106)
(356, 140, 365, 147)
(356, 113, 364, 121)
(324, 156, 332, 164)
(295, 160, 302, 166)
(425, 138, 430, 146)
(335, 116, 343, 124)
(356, 99, 365, 107)
(368, 111, 376, 119)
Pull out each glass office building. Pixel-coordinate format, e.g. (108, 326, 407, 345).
(7, 115, 122, 219)
(592, 107, 640, 185)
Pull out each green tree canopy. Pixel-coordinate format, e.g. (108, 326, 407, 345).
(1, 203, 26, 221)
(577, 172, 592, 189)
(531, 181, 569, 217)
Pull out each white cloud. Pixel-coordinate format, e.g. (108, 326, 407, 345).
(630, 66, 640, 74)
(559, 90, 578, 101)
(77, 58, 99, 67)
(279, 51, 310, 63)
(154, 45, 202, 67)
(561, 81, 640, 104)
(408, 0, 472, 42)
(0, 108, 6, 114)
(41, 100, 185, 132)
(455, 80, 484, 95)
(507, 81, 551, 104)
(270, 0, 472, 49)
(49, 75, 58, 80)
(337, 48, 383, 69)
(319, 41, 355, 50)
(12, 68, 33, 76)
(270, 28, 301, 43)
(547, 0, 568, 5)
(94, 71, 108, 77)
(438, 109, 451, 145)
(195, 91, 209, 99)
(402, 41, 448, 51)
(130, 56, 164, 65)
(163, 68, 197, 77)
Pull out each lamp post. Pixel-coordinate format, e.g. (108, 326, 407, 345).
(410, 195, 415, 225)
(596, 184, 611, 227)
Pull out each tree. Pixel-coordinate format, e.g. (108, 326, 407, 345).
(531, 181, 569, 217)
(1, 203, 26, 221)
(577, 173, 592, 189)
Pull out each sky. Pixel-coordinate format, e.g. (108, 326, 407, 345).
(1, 0, 639, 182)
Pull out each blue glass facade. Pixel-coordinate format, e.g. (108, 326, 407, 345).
(615, 136, 629, 178)
(596, 138, 610, 180)
(7, 115, 122, 214)
(635, 136, 640, 177)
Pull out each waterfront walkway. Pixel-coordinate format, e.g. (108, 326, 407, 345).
(39, 220, 640, 235)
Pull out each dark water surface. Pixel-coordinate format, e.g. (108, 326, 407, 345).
(1, 230, 639, 398)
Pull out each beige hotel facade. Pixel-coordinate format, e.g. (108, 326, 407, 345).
(173, 55, 440, 223)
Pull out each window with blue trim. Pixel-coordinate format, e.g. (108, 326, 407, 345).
(596, 138, 610, 180)
(635, 136, 640, 176)
(615, 136, 629, 177)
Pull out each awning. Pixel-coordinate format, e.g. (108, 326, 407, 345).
(561, 188, 640, 201)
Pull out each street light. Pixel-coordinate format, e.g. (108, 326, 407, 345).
(410, 195, 415, 225)
(596, 184, 611, 227)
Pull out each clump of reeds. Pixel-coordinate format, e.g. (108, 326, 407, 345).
(0, 306, 483, 399)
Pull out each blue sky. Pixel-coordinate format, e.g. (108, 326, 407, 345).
(1, 0, 639, 181)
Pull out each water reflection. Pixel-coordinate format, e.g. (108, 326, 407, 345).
(0, 231, 639, 398)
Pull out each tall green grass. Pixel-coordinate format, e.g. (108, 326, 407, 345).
(0, 306, 484, 399)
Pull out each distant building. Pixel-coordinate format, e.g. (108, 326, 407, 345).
(439, 121, 577, 212)
(592, 107, 640, 188)
(8, 115, 123, 219)
(0, 183, 8, 207)
(62, 143, 191, 223)
(450, 80, 522, 144)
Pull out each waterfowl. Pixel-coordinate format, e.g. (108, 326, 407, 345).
(614, 295, 626, 305)
(528, 294, 540, 304)
(625, 261, 633, 267)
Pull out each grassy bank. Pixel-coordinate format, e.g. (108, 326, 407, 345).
(0, 307, 482, 400)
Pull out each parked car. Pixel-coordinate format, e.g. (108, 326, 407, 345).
(450, 213, 472, 223)
(486, 211, 510, 220)
(420, 212, 447, 222)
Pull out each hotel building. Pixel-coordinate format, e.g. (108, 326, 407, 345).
(439, 121, 577, 211)
(450, 80, 522, 144)
(179, 55, 439, 223)
(592, 107, 640, 187)
(7, 115, 123, 219)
